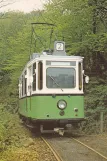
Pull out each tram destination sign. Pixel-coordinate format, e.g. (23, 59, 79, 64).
(46, 61, 76, 66)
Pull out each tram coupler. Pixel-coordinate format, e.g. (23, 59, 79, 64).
(54, 128, 65, 136)
(40, 125, 65, 136)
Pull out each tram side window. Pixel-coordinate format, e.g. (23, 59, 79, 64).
(24, 70, 27, 95)
(33, 62, 36, 91)
(19, 79, 22, 98)
(38, 62, 43, 90)
(79, 62, 82, 90)
(28, 66, 32, 93)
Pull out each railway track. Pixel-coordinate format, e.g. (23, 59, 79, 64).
(41, 136, 63, 161)
(41, 135, 107, 161)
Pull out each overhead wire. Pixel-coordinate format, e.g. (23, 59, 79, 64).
(39, 0, 59, 47)
(29, 0, 59, 53)
(32, 25, 46, 49)
(38, 10, 56, 49)
(29, 25, 33, 55)
(39, 0, 65, 42)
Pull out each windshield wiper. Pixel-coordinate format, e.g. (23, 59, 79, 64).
(49, 75, 63, 91)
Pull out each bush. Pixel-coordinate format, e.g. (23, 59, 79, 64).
(0, 104, 31, 152)
(82, 77, 107, 134)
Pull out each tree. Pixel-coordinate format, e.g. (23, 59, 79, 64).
(0, 10, 46, 102)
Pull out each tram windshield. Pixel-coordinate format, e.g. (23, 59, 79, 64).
(46, 67, 76, 89)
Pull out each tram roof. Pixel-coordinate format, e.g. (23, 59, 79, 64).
(40, 55, 83, 59)
(19, 54, 83, 77)
(29, 53, 83, 61)
(27, 54, 83, 65)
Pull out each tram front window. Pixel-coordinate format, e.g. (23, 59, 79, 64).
(46, 67, 76, 88)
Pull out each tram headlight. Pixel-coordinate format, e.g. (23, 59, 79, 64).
(57, 100, 67, 110)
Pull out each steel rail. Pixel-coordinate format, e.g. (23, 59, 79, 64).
(72, 137, 107, 160)
(41, 137, 63, 161)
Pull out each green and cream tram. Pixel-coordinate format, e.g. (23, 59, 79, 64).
(19, 41, 88, 134)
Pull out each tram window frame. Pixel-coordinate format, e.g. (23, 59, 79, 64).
(28, 66, 33, 93)
(24, 70, 27, 95)
(19, 79, 22, 98)
(33, 62, 36, 91)
(79, 62, 82, 90)
(38, 62, 43, 90)
(46, 67, 76, 89)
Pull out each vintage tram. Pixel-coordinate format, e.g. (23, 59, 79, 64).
(19, 41, 88, 134)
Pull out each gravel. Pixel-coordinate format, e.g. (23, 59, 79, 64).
(45, 134, 107, 161)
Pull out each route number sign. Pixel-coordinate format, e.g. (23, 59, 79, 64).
(56, 42, 64, 51)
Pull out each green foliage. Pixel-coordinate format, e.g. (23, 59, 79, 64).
(0, 104, 32, 152)
(0, 11, 37, 102)
(82, 77, 107, 134)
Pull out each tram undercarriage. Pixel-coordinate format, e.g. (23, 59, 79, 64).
(20, 114, 84, 135)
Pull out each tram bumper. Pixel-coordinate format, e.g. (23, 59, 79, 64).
(32, 118, 85, 124)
